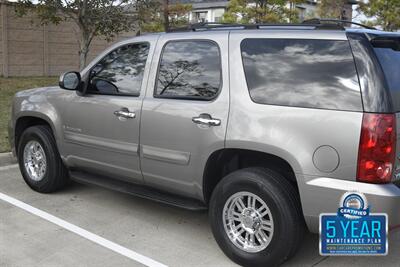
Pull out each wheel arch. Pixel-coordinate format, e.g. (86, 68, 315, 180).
(14, 113, 57, 157)
(203, 148, 301, 205)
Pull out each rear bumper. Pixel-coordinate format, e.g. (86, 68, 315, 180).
(300, 177, 400, 233)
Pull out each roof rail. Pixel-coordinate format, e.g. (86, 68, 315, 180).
(167, 21, 343, 33)
(302, 18, 377, 30)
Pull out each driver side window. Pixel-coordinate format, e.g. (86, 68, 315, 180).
(87, 42, 149, 96)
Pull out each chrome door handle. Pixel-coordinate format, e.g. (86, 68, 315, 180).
(114, 108, 136, 119)
(192, 113, 221, 126)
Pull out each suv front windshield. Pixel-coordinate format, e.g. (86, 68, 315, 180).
(372, 36, 400, 111)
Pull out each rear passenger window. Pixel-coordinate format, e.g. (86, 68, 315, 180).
(241, 39, 362, 111)
(155, 40, 221, 100)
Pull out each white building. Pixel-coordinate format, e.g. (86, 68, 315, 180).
(296, 0, 318, 21)
(171, 0, 228, 23)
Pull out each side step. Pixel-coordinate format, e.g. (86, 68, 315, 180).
(69, 171, 207, 211)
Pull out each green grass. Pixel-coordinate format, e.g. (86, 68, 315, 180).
(0, 77, 58, 153)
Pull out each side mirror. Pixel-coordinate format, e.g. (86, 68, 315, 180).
(59, 71, 81, 90)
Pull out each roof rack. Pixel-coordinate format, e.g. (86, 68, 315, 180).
(302, 18, 377, 30)
(167, 18, 378, 33)
(167, 21, 343, 32)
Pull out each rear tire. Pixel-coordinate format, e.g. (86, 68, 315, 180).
(18, 125, 69, 193)
(209, 167, 304, 267)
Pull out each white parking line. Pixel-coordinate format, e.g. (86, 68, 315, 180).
(0, 164, 19, 171)
(0, 192, 168, 267)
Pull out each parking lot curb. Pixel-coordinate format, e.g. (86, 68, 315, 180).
(0, 152, 17, 167)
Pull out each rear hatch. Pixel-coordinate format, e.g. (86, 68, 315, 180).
(371, 34, 400, 182)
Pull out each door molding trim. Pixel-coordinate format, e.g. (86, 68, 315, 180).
(64, 131, 138, 156)
(140, 145, 190, 165)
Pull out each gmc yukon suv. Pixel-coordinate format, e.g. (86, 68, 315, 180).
(8, 21, 400, 266)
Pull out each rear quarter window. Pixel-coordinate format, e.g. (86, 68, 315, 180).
(373, 44, 400, 111)
(241, 39, 363, 111)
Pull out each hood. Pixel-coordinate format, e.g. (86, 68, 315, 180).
(15, 86, 61, 98)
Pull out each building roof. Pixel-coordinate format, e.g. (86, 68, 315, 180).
(193, 1, 228, 9)
(170, 0, 228, 9)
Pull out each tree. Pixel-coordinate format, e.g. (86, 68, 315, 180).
(251, 0, 290, 23)
(222, 0, 305, 24)
(288, 0, 305, 22)
(359, 0, 400, 31)
(168, 2, 192, 29)
(16, 0, 137, 69)
(162, 0, 170, 31)
(221, 0, 249, 23)
(137, 0, 191, 32)
(137, 0, 164, 32)
(317, 0, 347, 19)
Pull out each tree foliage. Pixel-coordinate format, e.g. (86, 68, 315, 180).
(317, 0, 347, 19)
(288, 0, 305, 22)
(168, 3, 192, 28)
(359, 0, 400, 31)
(222, 0, 305, 24)
(16, 0, 137, 69)
(137, 0, 164, 32)
(137, 0, 191, 32)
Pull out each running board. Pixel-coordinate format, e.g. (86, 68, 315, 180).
(69, 171, 207, 211)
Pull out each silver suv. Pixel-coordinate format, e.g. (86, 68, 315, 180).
(8, 21, 400, 266)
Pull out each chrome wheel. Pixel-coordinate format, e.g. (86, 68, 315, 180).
(23, 140, 47, 181)
(223, 191, 274, 253)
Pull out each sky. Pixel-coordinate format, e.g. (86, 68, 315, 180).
(352, 4, 369, 23)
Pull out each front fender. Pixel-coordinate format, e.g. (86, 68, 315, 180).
(11, 87, 68, 156)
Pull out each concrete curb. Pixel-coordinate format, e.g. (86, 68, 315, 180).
(0, 152, 17, 167)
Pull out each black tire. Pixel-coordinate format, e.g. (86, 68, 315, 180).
(17, 125, 69, 193)
(209, 167, 305, 267)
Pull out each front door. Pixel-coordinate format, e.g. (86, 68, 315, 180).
(140, 33, 230, 199)
(62, 41, 153, 183)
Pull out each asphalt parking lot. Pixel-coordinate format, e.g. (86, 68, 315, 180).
(0, 152, 399, 267)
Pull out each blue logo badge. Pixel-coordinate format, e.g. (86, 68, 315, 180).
(320, 192, 388, 256)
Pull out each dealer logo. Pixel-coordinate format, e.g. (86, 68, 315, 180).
(338, 192, 369, 219)
(319, 192, 388, 256)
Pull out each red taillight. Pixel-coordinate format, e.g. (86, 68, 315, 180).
(357, 113, 396, 183)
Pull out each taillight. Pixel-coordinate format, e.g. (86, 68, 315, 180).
(357, 113, 396, 183)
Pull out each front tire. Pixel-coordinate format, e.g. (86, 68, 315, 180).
(18, 125, 69, 193)
(209, 167, 304, 267)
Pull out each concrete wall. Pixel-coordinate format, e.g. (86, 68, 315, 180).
(0, 1, 134, 77)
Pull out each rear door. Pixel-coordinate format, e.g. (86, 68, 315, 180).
(140, 32, 229, 199)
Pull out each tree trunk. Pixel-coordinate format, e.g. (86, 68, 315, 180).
(77, 0, 91, 70)
(78, 31, 91, 70)
(79, 47, 88, 70)
(289, 2, 294, 23)
(163, 0, 170, 31)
